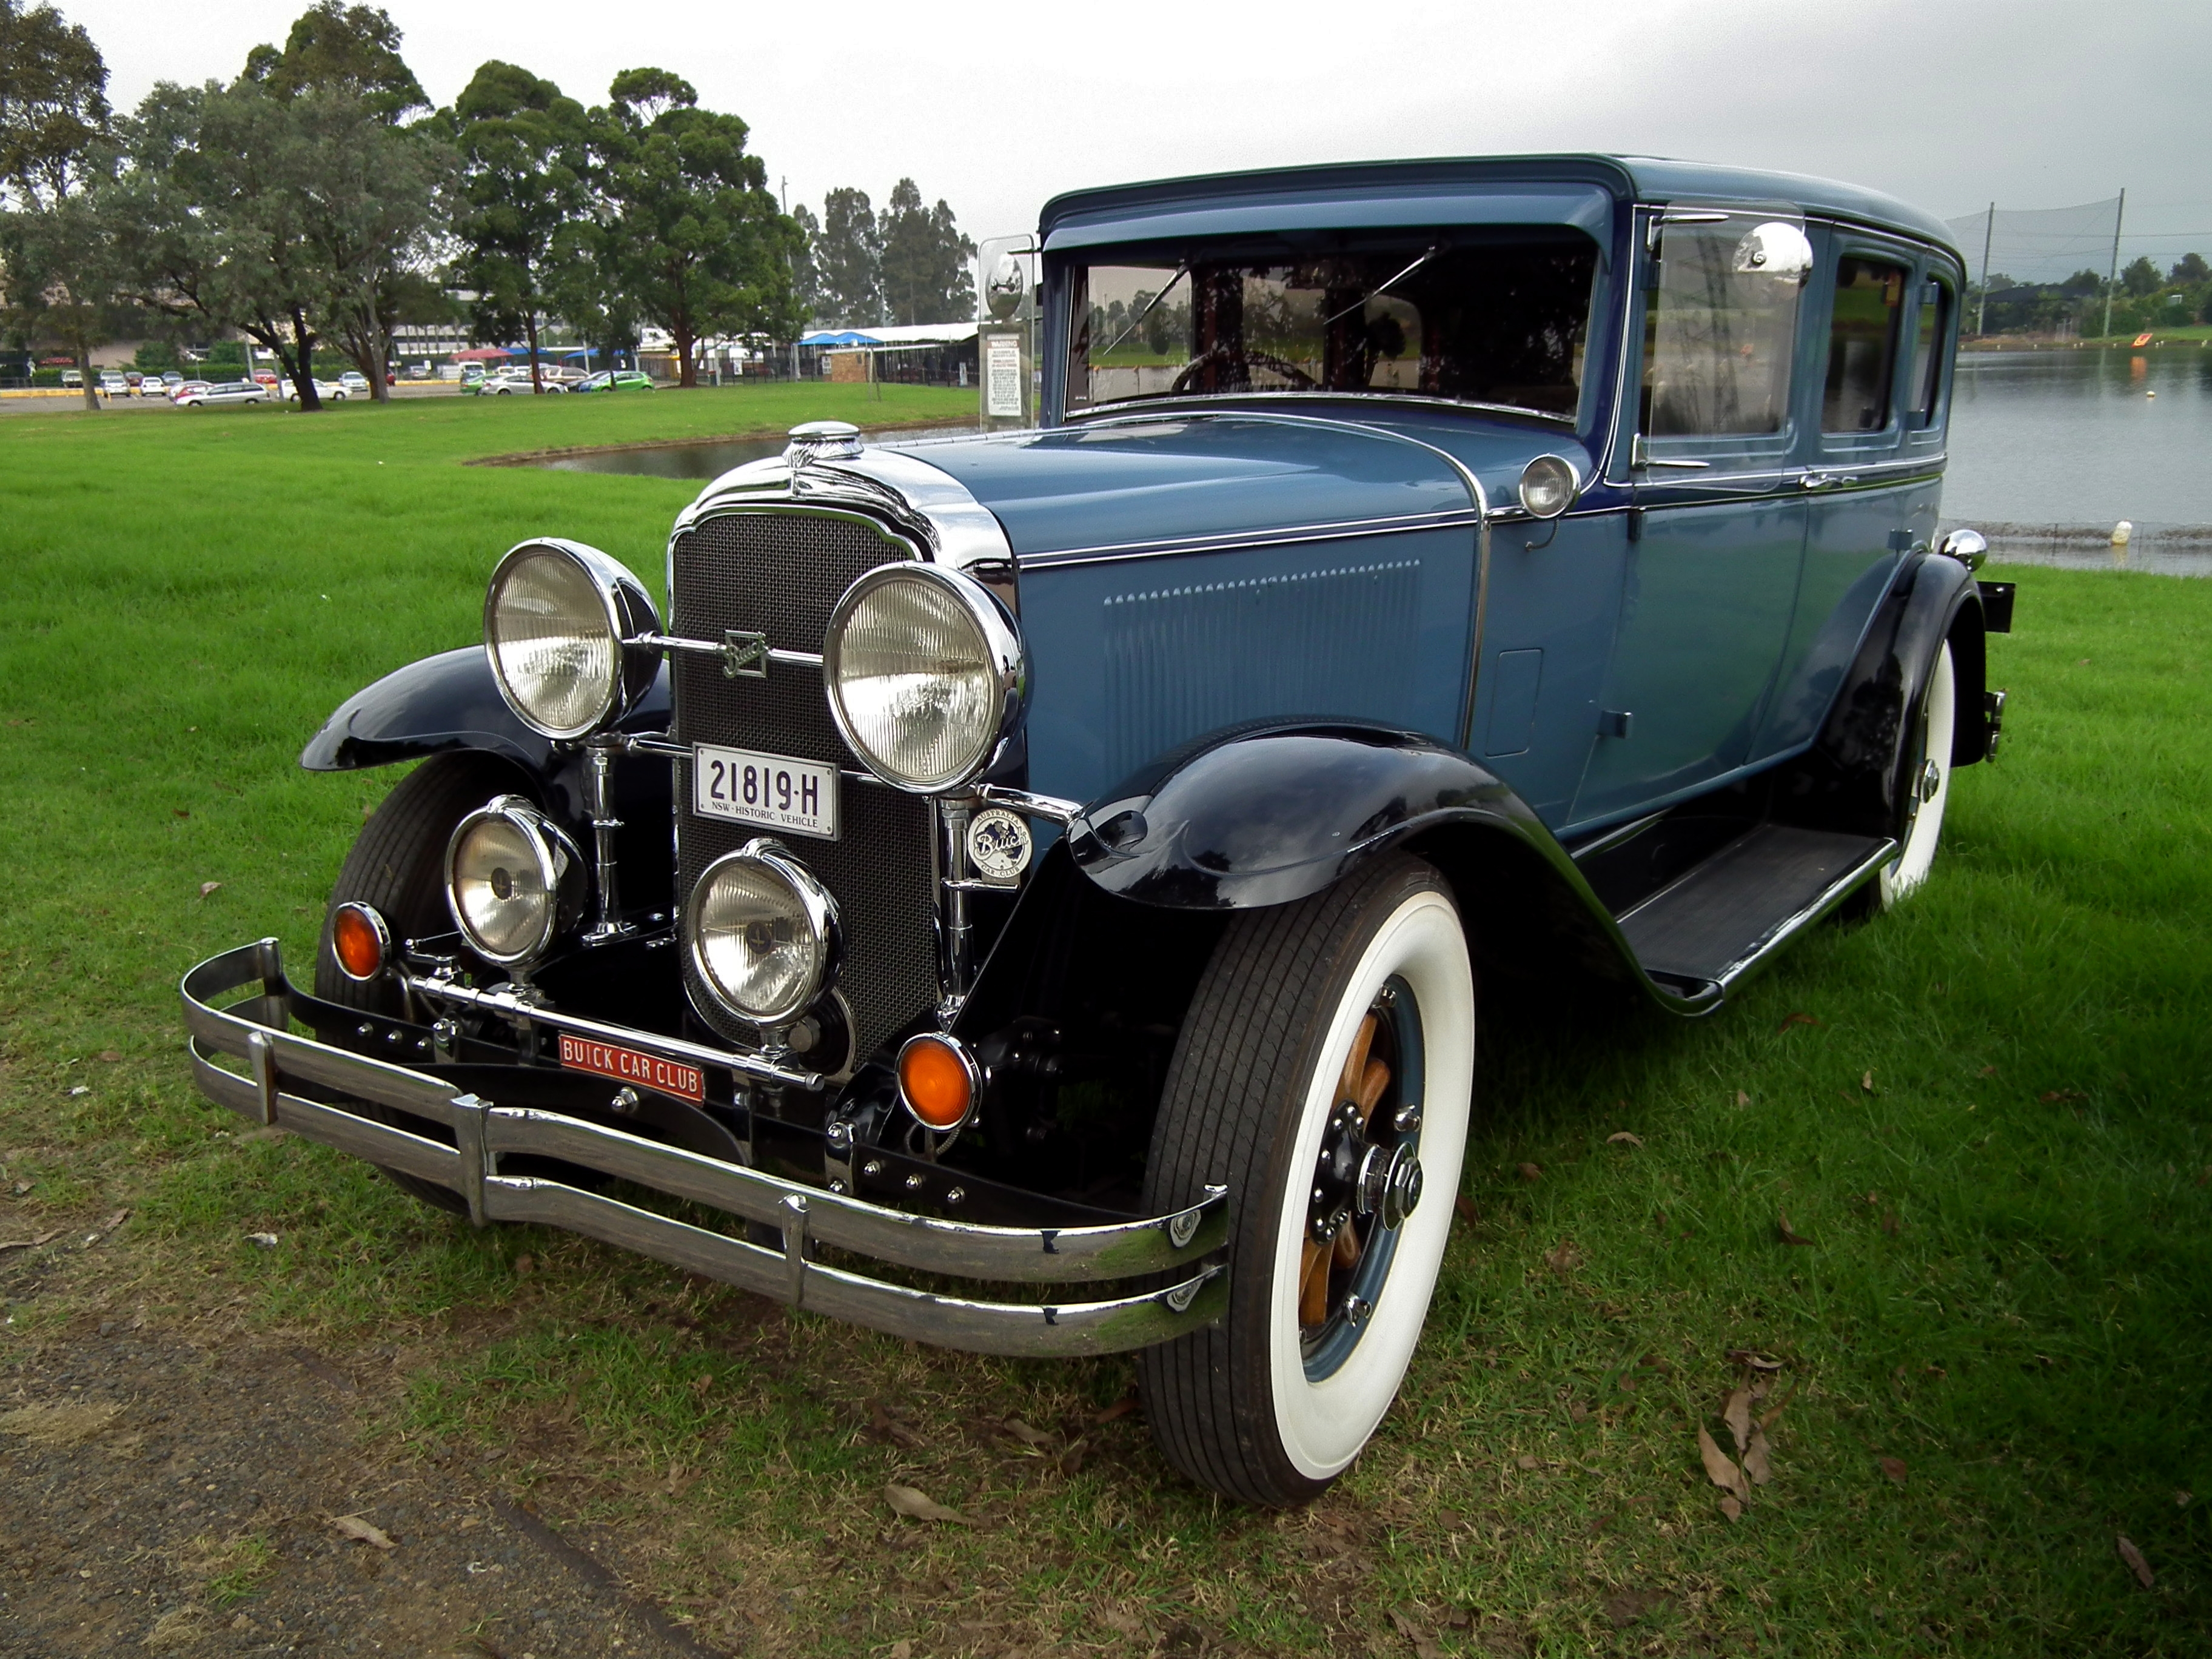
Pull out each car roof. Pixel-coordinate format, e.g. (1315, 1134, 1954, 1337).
(1040, 153, 1956, 259)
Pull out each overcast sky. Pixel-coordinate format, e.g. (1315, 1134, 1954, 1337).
(62, 0, 2212, 263)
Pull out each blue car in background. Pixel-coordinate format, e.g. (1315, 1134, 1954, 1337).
(183, 154, 2009, 1506)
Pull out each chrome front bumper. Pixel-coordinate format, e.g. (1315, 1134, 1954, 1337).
(181, 940, 1227, 1356)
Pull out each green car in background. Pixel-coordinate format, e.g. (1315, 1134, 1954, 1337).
(574, 369, 655, 392)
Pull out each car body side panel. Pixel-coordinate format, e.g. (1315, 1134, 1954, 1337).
(1016, 526, 1476, 807)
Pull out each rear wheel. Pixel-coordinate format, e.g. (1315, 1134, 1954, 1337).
(1877, 641, 1956, 908)
(1138, 854, 1474, 1506)
(316, 751, 528, 1213)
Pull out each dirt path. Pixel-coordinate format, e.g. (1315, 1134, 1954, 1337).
(0, 1311, 726, 1658)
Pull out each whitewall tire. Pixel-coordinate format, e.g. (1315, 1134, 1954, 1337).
(1878, 641, 1956, 907)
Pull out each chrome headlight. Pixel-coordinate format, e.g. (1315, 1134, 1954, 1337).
(823, 563, 1024, 793)
(685, 841, 839, 1027)
(444, 796, 583, 968)
(1517, 454, 1580, 519)
(483, 538, 662, 740)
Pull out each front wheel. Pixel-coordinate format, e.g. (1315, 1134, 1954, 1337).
(1138, 854, 1474, 1506)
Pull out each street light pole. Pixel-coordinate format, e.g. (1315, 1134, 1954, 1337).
(1976, 201, 1994, 337)
(2101, 188, 2127, 341)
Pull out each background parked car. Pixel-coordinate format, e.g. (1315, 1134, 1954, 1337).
(175, 380, 271, 408)
(61, 369, 82, 388)
(338, 371, 370, 395)
(169, 380, 211, 403)
(286, 378, 349, 403)
(97, 372, 129, 397)
(575, 369, 656, 393)
(251, 370, 279, 389)
(160, 371, 184, 392)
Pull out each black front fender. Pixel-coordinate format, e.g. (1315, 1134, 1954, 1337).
(1067, 722, 1550, 910)
(299, 647, 671, 775)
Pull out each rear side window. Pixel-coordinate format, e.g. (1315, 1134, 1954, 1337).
(1822, 257, 1908, 432)
(1906, 278, 1951, 427)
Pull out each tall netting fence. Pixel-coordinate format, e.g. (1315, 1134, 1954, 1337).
(1945, 197, 2123, 289)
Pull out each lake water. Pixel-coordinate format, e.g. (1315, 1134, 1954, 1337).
(541, 354, 2212, 569)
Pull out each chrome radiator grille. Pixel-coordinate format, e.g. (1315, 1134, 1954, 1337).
(669, 509, 938, 1058)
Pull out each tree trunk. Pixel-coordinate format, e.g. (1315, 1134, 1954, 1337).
(526, 313, 543, 394)
(674, 323, 697, 388)
(76, 343, 99, 412)
(286, 307, 321, 412)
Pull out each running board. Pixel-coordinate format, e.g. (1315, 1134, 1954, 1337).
(1615, 825, 1896, 997)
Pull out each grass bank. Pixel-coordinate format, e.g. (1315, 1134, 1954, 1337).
(2, 390, 2210, 1655)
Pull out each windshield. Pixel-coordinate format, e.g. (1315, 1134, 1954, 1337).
(1064, 233, 1601, 420)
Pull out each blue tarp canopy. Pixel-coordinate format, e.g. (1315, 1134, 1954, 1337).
(799, 330, 880, 346)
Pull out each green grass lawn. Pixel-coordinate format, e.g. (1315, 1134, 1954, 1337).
(3, 390, 2210, 1655)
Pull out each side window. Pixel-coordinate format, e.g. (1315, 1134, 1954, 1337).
(1641, 216, 1811, 440)
(1821, 256, 1908, 432)
(1906, 277, 1951, 428)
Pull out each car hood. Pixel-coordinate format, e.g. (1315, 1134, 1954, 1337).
(879, 412, 1593, 562)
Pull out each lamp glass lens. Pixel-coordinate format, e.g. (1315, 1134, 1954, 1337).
(692, 858, 823, 1022)
(832, 575, 997, 789)
(450, 813, 552, 961)
(488, 548, 618, 737)
(1520, 457, 1575, 518)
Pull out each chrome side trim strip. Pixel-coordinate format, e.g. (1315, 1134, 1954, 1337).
(1064, 389, 1575, 429)
(1012, 507, 1483, 571)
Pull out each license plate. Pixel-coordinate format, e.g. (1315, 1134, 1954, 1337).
(557, 1033, 705, 1102)
(692, 743, 839, 839)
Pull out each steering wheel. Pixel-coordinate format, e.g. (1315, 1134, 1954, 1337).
(1169, 349, 1318, 396)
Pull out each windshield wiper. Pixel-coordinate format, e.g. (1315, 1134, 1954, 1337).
(1322, 244, 1443, 327)
(1094, 264, 1190, 359)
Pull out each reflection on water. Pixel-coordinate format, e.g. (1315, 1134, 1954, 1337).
(1946, 347, 2212, 527)
(540, 426, 978, 479)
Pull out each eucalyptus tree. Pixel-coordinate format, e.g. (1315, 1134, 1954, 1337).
(447, 61, 591, 392)
(814, 187, 881, 327)
(0, 0, 117, 409)
(594, 69, 803, 386)
(877, 178, 974, 327)
(243, 0, 427, 120)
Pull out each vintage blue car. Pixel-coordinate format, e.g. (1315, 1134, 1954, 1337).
(183, 153, 2011, 1506)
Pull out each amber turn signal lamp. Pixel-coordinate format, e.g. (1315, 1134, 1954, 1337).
(897, 1033, 978, 1131)
(331, 902, 390, 982)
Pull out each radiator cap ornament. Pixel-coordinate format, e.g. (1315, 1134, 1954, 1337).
(785, 420, 863, 467)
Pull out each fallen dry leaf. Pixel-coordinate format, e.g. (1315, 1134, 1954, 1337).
(1723, 1389, 1754, 1457)
(245, 1232, 278, 1248)
(1002, 1416, 1054, 1450)
(0, 1402, 121, 1446)
(887, 1643, 914, 1659)
(1094, 1392, 1139, 1426)
(1390, 1607, 1446, 1659)
(1543, 1237, 1583, 1273)
(198, 881, 223, 899)
(1515, 1453, 1540, 1470)
(2117, 1535, 2154, 1587)
(2177, 1490, 2195, 1508)
(1697, 1426, 1749, 1501)
(1880, 1210, 1902, 1236)
(1778, 1011, 1821, 1031)
(0, 1230, 61, 1253)
(1518, 1162, 1543, 1182)
(328, 1513, 395, 1549)
(1719, 1493, 1744, 1522)
(1606, 1130, 1644, 1147)
(1758, 1378, 1800, 1431)
(1726, 1349, 1785, 1372)
(1878, 1456, 1908, 1486)
(1861, 1071, 1875, 1093)
(2040, 1089, 2086, 1104)
(1979, 1064, 1999, 1077)
(511, 1252, 534, 1276)
(1744, 1426, 1773, 1486)
(869, 1401, 927, 1450)
(884, 1483, 968, 1524)
(96, 1050, 121, 1063)
(1454, 1193, 1479, 1223)
(1735, 1090, 1751, 1107)
(1777, 1211, 1814, 1247)
(1101, 1610, 1147, 1640)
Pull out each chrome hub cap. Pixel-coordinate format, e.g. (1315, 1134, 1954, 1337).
(1299, 978, 1425, 1379)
